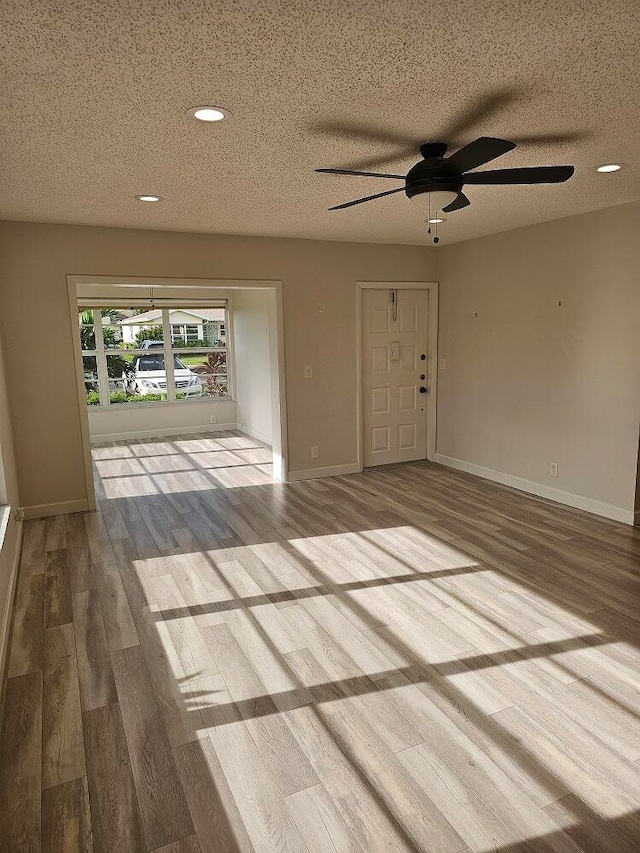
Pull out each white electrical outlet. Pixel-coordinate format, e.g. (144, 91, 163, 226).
(304, 365, 313, 379)
(210, 415, 217, 424)
(550, 462, 558, 477)
(311, 445, 319, 459)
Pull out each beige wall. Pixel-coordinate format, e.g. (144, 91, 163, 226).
(232, 289, 274, 445)
(2, 205, 638, 520)
(437, 201, 640, 516)
(88, 398, 238, 442)
(0, 221, 435, 510)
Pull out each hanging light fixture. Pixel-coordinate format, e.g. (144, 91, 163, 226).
(407, 186, 459, 213)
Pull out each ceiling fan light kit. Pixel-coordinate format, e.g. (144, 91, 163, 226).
(316, 136, 575, 244)
(407, 186, 459, 212)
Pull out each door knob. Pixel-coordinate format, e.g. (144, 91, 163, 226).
(419, 386, 428, 393)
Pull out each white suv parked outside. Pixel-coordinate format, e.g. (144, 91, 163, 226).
(128, 353, 203, 398)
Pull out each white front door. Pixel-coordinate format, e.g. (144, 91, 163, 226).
(362, 288, 429, 467)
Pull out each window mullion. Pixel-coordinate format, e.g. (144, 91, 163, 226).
(94, 312, 110, 406)
(162, 309, 176, 401)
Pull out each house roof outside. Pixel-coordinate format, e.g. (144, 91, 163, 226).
(119, 308, 225, 325)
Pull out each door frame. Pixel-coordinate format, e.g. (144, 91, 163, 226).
(67, 275, 288, 511)
(356, 281, 438, 472)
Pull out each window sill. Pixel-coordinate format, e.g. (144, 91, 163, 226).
(86, 397, 233, 413)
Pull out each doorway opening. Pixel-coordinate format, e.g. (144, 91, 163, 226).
(357, 281, 438, 471)
(68, 277, 288, 510)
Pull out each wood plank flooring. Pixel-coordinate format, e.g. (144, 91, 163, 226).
(2, 430, 640, 851)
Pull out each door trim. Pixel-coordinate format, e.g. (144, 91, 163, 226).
(356, 281, 438, 472)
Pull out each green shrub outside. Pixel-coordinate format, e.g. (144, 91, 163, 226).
(110, 391, 167, 403)
(108, 390, 129, 403)
(134, 325, 164, 348)
(85, 390, 168, 405)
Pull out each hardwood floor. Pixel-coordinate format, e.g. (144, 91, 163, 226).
(2, 430, 640, 851)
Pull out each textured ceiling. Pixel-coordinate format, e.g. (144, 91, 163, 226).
(1, 0, 639, 245)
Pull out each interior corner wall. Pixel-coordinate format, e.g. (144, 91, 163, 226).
(436, 201, 640, 520)
(635, 436, 640, 526)
(232, 289, 274, 445)
(0, 221, 436, 511)
(0, 325, 22, 682)
(0, 330, 19, 510)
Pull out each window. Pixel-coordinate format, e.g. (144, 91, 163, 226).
(77, 306, 230, 406)
(186, 324, 199, 343)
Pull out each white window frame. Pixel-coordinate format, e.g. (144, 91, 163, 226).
(79, 307, 232, 409)
(170, 323, 187, 345)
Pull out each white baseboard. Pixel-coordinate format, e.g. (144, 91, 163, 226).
(90, 422, 237, 444)
(237, 424, 273, 446)
(0, 512, 23, 687)
(435, 454, 634, 525)
(23, 499, 90, 520)
(288, 462, 360, 482)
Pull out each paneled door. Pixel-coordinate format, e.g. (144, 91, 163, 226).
(362, 288, 429, 467)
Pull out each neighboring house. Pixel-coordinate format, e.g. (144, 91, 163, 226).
(118, 307, 226, 346)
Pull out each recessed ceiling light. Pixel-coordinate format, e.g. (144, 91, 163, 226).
(187, 106, 232, 122)
(135, 194, 162, 202)
(596, 163, 622, 173)
(427, 218, 445, 224)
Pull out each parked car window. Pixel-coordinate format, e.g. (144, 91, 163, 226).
(134, 355, 187, 371)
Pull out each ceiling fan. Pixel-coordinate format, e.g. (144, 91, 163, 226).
(316, 136, 574, 240)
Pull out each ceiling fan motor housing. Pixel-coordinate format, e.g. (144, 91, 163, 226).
(405, 159, 462, 208)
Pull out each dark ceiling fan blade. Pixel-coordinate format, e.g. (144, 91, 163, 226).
(441, 88, 523, 142)
(463, 165, 574, 185)
(442, 192, 471, 213)
(337, 147, 418, 171)
(309, 121, 419, 170)
(509, 131, 587, 146)
(309, 120, 420, 148)
(328, 187, 406, 210)
(444, 137, 516, 174)
(315, 168, 405, 179)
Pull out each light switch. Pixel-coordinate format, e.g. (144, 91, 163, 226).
(304, 365, 313, 379)
(439, 358, 446, 370)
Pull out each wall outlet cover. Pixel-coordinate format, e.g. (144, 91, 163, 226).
(210, 415, 217, 424)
